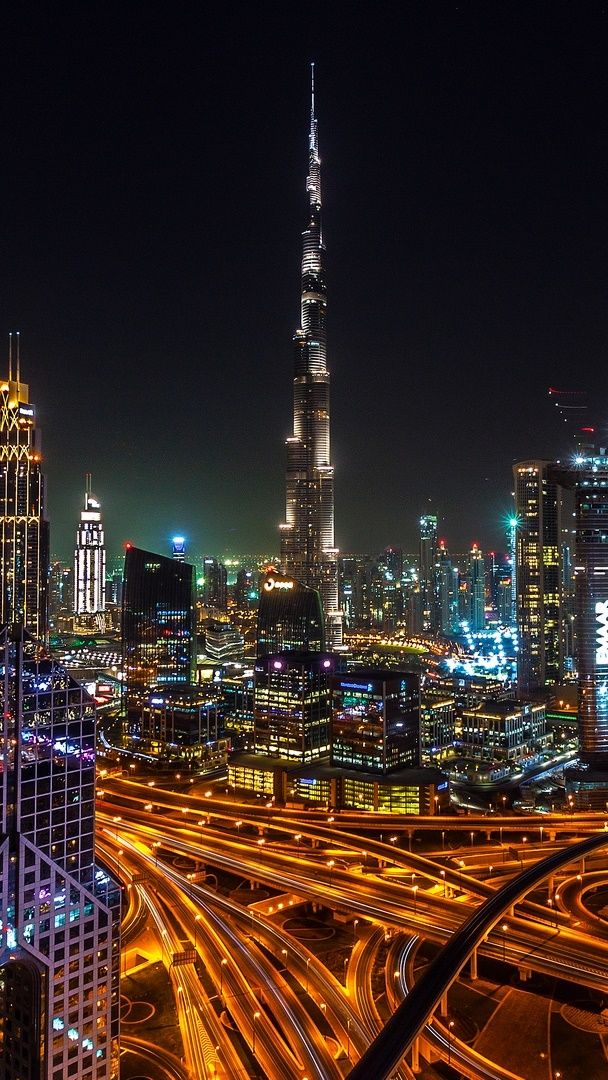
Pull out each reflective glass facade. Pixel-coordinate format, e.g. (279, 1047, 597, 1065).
(256, 571, 324, 658)
(0, 627, 120, 1079)
(253, 652, 337, 761)
(122, 545, 194, 695)
(331, 671, 420, 773)
(573, 453, 608, 764)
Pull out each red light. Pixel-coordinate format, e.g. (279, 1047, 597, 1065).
(124, 541, 133, 550)
(581, 426, 595, 432)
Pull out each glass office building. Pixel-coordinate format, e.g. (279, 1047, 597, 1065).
(256, 570, 324, 658)
(0, 626, 120, 1079)
(331, 671, 420, 773)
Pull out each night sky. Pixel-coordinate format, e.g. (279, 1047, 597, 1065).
(3, 2, 608, 562)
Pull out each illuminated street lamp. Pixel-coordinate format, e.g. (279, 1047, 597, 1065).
(412, 884, 418, 915)
(501, 922, 508, 961)
(327, 858, 335, 885)
(252, 1010, 261, 1055)
(448, 1019, 455, 1065)
(220, 957, 228, 996)
(440, 869, 446, 898)
(346, 1018, 351, 1059)
(353, 918, 359, 942)
(306, 956, 311, 992)
(470, 830, 474, 847)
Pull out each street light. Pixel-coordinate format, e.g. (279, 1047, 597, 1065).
(346, 1018, 351, 1059)
(220, 957, 228, 996)
(448, 1019, 455, 1065)
(327, 858, 335, 884)
(470, 830, 475, 847)
(501, 922, 508, 961)
(440, 869, 446, 897)
(252, 1010, 261, 1055)
(412, 884, 418, 914)
(353, 918, 359, 942)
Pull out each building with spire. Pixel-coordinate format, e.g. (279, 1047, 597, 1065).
(280, 66, 343, 650)
(0, 333, 49, 641)
(74, 474, 106, 630)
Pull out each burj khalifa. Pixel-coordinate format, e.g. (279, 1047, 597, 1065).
(280, 65, 343, 649)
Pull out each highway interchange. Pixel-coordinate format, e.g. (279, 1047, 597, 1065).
(99, 773, 608, 1079)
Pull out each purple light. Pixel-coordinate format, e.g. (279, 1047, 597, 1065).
(323, 660, 331, 668)
(273, 660, 282, 670)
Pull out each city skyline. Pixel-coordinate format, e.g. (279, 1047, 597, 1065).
(4, 6, 608, 559)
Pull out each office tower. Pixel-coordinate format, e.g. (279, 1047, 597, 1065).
(496, 572, 512, 625)
(49, 561, 74, 627)
(437, 542, 459, 635)
(121, 546, 195, 734)
(171, 536, 186, 562)
(513, 461, 570, 693)
(418, 515, 438, 632)
(331, 671, 420, 772)
(508, 516, 518, 626)
(74, 475, 106, 625)
(0, 339, 50, 640)
(253, 651, 336, 761)
(280, 67, 342, 649)
(205, 620, 245, 663)
(256, 569, 324, 658)
(568, 449, 608, 764)
(202, 556, 228, 612)
(0, 625, 120, 1079)
(468, 544, 486, 631)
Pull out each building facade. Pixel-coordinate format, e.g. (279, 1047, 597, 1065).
(418, 515, 438, 633)
(513, 460, 570, 693)
(252, 651, 337, 762)
(121, 546, 195, 736)
(256, 570, 324, 658)
(331, 671, 420, 773)
(0, 346, 49, 641)
(280, 67, 343, 649)
(74, 475, 106, 626)
(0, 626, 120, 1079)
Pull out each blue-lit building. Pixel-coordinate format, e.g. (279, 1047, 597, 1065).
(331, 671, 420, 772)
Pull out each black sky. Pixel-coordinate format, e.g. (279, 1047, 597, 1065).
(3, 2, 608, 562)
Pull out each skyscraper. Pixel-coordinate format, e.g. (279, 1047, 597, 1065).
(0, 625, 120, 1079)
(513, 461, 570, 693)
(468, 544, 486, 631)
(256, 569, 324, 658)
(121, 546, 195, 735)
(418, 515, 438, 633)
(280, 66, 343, 649)
(74, 474, 106, 626)
(0, 337, 49, 641)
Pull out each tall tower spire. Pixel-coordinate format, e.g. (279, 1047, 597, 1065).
(280, 68, 343, 649)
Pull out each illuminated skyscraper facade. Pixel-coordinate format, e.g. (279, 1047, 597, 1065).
(74, 475, 106, 622)
(570, 451, 608, 764)
(0, 344, 49, 641)
(418, 515, 438, 633)
(513, 461, 570, 693)
(0, 626, 120, 1079)
(280, 67, 343, 649)
(468, 544, 486, 631)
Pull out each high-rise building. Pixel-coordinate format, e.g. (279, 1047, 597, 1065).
(468, 544, 486, 631)
(568, 450, 608, 764)
(280, 66, 342, 649)
(74, 474, 106, 624)
(253, 651, 336, 761)
(331, 671, 420, 773)
(256, 569, 324, 658)
(513, 461, 571, 693)
(0, 339, 49, 640)
(437, 542, 459, 635)
(0, 625, 120, 1079)
(121, 546, 195, 735)
(205, 620, 245, 663)
(202, 556, 228, 612)
(418, 515, 438, 633)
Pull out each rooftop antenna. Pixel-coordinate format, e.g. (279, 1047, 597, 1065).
(8, 332, 12, 382)
(15, 331, 20, 385)
(311, 61, 315, 118)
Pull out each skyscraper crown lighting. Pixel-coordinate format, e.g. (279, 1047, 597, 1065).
(280, 66, 343, 649)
